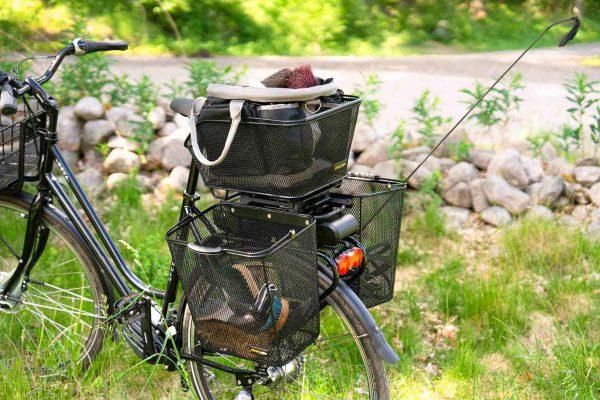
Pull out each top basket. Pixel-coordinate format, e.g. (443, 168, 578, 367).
(0, 97, 44, 193)
(188, 95, 361, 199)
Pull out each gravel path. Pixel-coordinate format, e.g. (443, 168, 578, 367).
(111, 43, 599, 145)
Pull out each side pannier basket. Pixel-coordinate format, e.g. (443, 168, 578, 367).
(330, 176, 406, 308)
(166, 203, 319, 366)
(0, 97, 44, 193)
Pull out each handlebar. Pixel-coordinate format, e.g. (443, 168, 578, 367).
(72, 38, 128, 55)
(0, 82, 17, 116)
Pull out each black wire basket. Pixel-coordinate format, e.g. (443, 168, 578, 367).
(0, 97, 44, 193)
(166, 203, 319, 366)
(188, 96, 361, 199)
(330, 176, 406, 308)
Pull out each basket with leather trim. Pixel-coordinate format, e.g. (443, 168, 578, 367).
(166, 203, 319, 366)
(185, 83, 361, 199)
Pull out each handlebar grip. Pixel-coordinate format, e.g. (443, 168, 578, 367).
(0, 82, 18, 116)
(73, 38, 128, 55)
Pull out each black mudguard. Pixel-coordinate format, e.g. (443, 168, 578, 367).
(318, 266, 399, 364)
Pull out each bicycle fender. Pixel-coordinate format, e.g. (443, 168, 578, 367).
(318, 267, 400, 364)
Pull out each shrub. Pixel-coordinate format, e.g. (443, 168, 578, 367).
(411, 89, 450, 147)
(353, 74, 382, 127)
(185, 60, 245, 98)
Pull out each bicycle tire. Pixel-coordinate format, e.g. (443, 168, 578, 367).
(181, 275, 390, 400)
(0, 192, 109, 369)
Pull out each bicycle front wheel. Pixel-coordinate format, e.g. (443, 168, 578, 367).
(181, 276, 390, 400)
(0, 193, 108, 382)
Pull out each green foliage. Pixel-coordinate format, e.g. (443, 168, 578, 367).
(460, 73, 524, 129)
(526, 131, 553, 158)
(446, 138, 474, 162)
(185, 60, 245, 98)
(590, 106, 600, 148)
(353, 74, 382, 127)
(411, 89, 450, 146)
(389, 120, 406, 157)
(410, 171, 446, 238)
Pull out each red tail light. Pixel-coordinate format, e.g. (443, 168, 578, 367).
(336, 247, 364, 276)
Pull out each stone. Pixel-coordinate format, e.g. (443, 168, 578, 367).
(106, 172, 129, 190)
(103, 148, 141, 174)
(372, 160, 401, 179)
(59, 150, 79, 168)
(431, 130, 467, 158)
(586, 219, 600, 240)
(487, 149, 529, 190)
(137, 174, 154, 192)
(483, 175, 530, 215)
(147, 129, 191, 171)
(403, 160, 433, 190)
(402, 146, 432, 160)
(523, 157, 544, 183)
(589, 182, 600, 207)
(351, 164, 373, 175)
(470, 149, 494, 170)
(159, 166, 190, 192)
(56, 106, 82, 152)
(574, 157, 599, 167)
(571, 205, 589, 221)
(532, 176, 564, 207)
(115, 113, 147, 137)
(442, 206, 471, 230)
(469, 178, 489, 213)
(558, 214, 578, 227)
(75, 168, 104, 197)
(351, 124, 376, 153)
(540, 142, 557, 160)
(528, 205, 554, 220)
(411, 154, 441, 173)
(157, 96, 174, 117)
(481, 206, 512, 227)
(591, 208, 600, 221)
(106, 106, 133, 124)
(73, 96, 104, 120)
(173, 113, 189, 130)
(356, 140, 388, 167)
(82, 119, 114, 148)
(443, 182, 472, 208)
(83, 149, 103, 169)
(573, 166, 600, 187)
(148, 106, 167, 130)
(547, 157, 574, 178)
(438, 158, 456, 173)
(107, 135, 139, 152)
(443, 161, 478, 190)
(158, 121, 177, 137)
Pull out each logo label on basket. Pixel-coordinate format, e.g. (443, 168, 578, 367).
(250, 347, 268, 356)
(333, 161, 347, 172)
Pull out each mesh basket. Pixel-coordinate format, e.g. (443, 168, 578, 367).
(166, 203, 319, 366)
(330, 176, 406, 308)
(188, 96, 360, 199)
(0, 97, 44, 193)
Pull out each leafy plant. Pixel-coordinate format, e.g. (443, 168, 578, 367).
(185, 60, 245, 98)
(446, 138, 474, 161)
(411, 89, 450, 146)
(460, 73, 524, 129)
(389, 120, 406, 157)
(590, 106, 600, 150)
(564, 73, 599, 130)
(354, 74, 382, 127)
(527, 131, 553, 158)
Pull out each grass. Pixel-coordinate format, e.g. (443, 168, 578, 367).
(0, 181, 598, 398)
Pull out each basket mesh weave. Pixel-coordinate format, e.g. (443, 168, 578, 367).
(189, 97, 360, 199)
(167, 204, 319, 366)
(0, 98, 44, 192)
(330, 177, 406, 308)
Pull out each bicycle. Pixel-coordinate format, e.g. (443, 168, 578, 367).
(0, 39, 403, 399)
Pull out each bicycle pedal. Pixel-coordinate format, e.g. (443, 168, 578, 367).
(113, 292, 149, 325)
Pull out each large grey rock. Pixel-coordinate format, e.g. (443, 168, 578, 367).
(106, 106, 133, 124)
(157, 96, 174, 117)
(115, 113, 147, 138)
(573, 166, 600, 187)
(442, 206, 471, 230)
(571, 205, 589, 221)
(402, 146, 432, 160)
(575, 157, 599, 167)
(147, 129, 191, 171)
(173, 113, 189, 130)
(469, 178, 489, 213)
(158, 121, 177, 137)
(470, 149, 494, 170)
(586, 219, 600, 240)
(438, 158, 456, 173)
(483, 175, 530, 215)
(82, 119, 114, 148)
(356, 140, 388, 167)
(351, 124, 376, 153)
(481, 206, 512, 227)
(403, 160, 433, 189)
(443, 181, 472, 208)
(532, 176, 564, 207)
(411, 154, 441, 173)
(57, 106, 82, 152)
(558, 214, 578, 227)
(444, 161, 478, 190)
(487, 149, 529, 190)
(372, 160, 401, 179)
(103, 148, 141, 174)
(528, 205, 554, 220)
(523, 157, 543, 183)
(547, 157, 574, 177)
(59, 150, 79, 168)
(158, 166, 190, 192)
(589, 182, 600, 207)
(591, 208, 600, 221)
(431, 130, 467, 158)
(73, 96, 104, 120)
(107, 135, 139, 152)
(148, 106, 167, 130)
(106, 172, 129, 190)
(351, 164, 373, 175)
(75, 168, 104, 197)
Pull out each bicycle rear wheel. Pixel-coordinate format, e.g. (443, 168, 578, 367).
(0, 194, 108, 380)
(181, 276, 390, 399)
